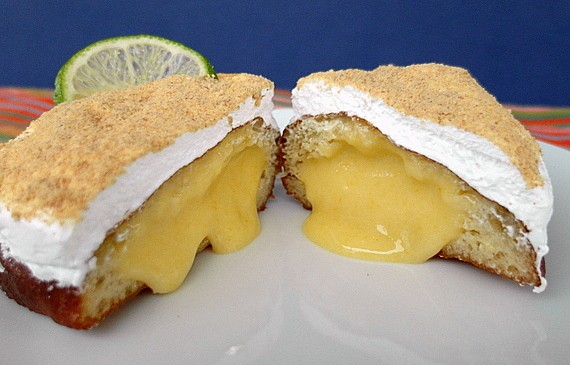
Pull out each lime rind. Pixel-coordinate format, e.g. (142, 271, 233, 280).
(54, 35, 216, 104)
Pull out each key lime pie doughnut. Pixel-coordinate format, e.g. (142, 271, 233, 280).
(279, 64, 553, 292)
(0, 74, 280, 329)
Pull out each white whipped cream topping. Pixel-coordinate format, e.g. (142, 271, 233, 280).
(0, 88, 276, 288)
(291, 80, 553, 292)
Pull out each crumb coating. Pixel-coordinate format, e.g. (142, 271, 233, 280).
(297, 63, 543, 189)
(0, 74, 273, 222)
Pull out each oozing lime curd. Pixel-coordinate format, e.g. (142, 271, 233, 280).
(104, 126, 268, 293)
(297, 125, 473, 263)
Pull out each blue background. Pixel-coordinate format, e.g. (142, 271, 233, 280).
(1, 1, 569, 105)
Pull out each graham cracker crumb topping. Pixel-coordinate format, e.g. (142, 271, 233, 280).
(0, 74, 273, 222)
(298, 63, 543, 189)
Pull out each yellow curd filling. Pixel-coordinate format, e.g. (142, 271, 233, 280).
(297, 124, 473, 263)
(103, 126, 268, 293)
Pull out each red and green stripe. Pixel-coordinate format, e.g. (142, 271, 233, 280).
(508, 105, 570, 149)
(273, 89, 292, 109)
(0, 88, 53, 142)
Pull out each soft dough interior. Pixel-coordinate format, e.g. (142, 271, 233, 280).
(280, 114, 539, 285)
(81, 120, 277, 319)
(111, 142, 266, 293)
(295, 117, 472, 263)
(298, 136, 469, 263)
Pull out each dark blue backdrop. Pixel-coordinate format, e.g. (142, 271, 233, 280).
(1, 1, 569, 105)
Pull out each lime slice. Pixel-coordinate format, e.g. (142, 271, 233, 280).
(53, 34, 216, 104)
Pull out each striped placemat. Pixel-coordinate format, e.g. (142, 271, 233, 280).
(507, 105, 570, 149)
(0, 88, 54, 143)
(273, 89, 292, 109)
(1, 88, 569, 150)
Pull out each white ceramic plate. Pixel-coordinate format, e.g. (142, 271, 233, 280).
(1, 109, 568, 365)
